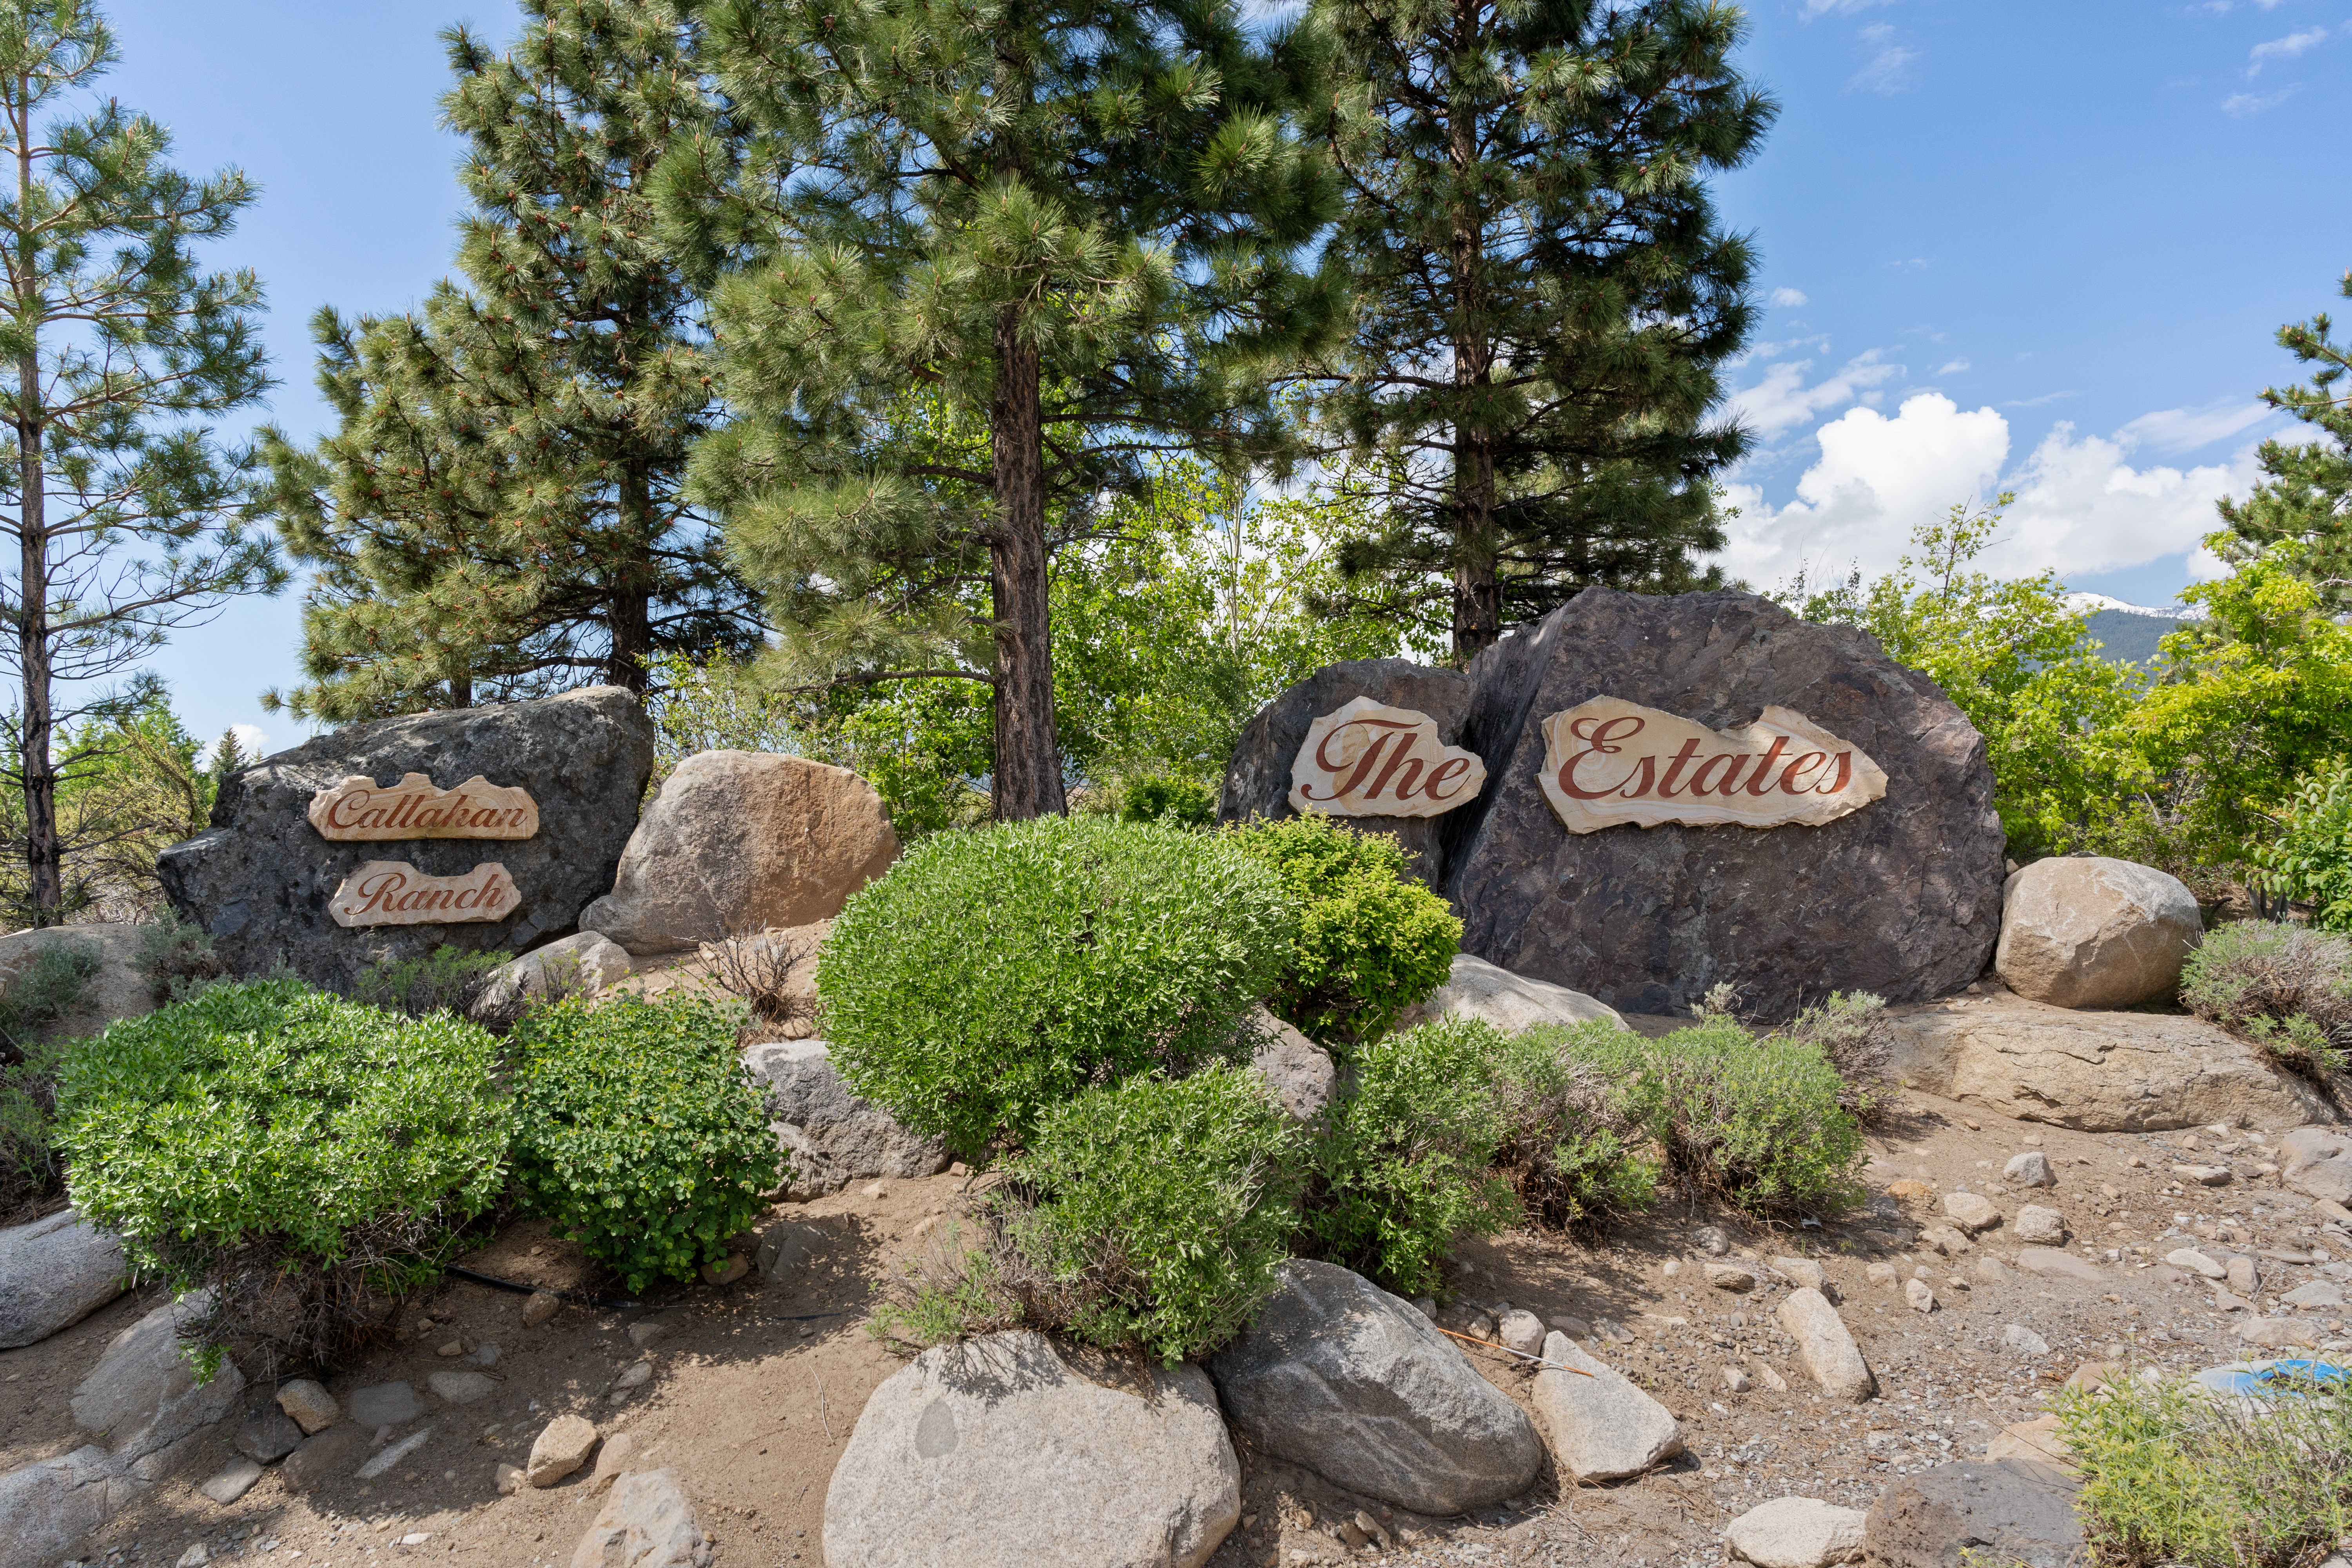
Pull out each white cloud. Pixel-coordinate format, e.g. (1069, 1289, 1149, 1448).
(1937, 359, 1970, 375)
(1802, 0, 1895, 15)
(2249, 25, 2329, 71)
(1713, 394, 2264, 589)
(1850, 36, 1920, 93)
(1888, 257, 1931, 272)
(2224, 85, 2300, 114)
(1768, 286, 1810, 308)
(2114, 399, 2275, 453)
(202, 723, 270, 766)
(1725, 350, 1901, 439)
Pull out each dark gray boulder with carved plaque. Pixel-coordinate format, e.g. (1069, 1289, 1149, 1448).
(158, 686, 653, 990)
(1217, 657, 1474, 883)
(1441, 589, 2004, 1020)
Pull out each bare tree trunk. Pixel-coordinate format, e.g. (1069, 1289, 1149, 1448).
(606, 459, 654, 693)
(987, 308, 1065, 820)
(1446, 0, 1499, 663)
(14, 88, 58, 922)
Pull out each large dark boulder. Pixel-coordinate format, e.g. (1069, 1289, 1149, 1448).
(158, 687, 653, 990)
(1442, 590, 2004, 1019)
(1217, 657, 1475, 882)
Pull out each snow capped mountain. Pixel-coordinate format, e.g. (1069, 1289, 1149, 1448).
(2062, 591, 2204, 621)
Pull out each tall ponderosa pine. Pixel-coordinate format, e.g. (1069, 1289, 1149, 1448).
(259, 0, 757, 720)
(0, 0, 281, 922)
(674, 0, 1336, 818)
(1310, 0, 1773, 658)
(2215, 270, 2352, 613)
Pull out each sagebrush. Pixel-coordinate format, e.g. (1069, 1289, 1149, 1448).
(2178, 920, 2351, 1079)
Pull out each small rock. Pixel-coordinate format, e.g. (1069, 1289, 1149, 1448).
(526, 1414, 599, 1487)
(523, 1290, 561, 1328)
(2001, 1323, 2051, 1357)
(1529, 1331, 1684, 1481)
(2004, 1152, 2056, 1188)
(1770, 1257, 1826, 1291)
(1976, 1256, 2012, 1281)
(347, 1382, 424, 1428)
(1987, 1415, 2068, 1467)
(1724, 1367, 1754, 1393)
(1751, 1359, 1791, 1392)
(2175, 1165, 2233, 1187)
(1777, 1288, 1875, 1402)
(235, 1403, 304, 1464)
(588, 1431, 636, 1492)
(198, 1459, 264, 1505)
(275, 1378, 341, 1435)
(1412, 1296, 1438, 1320)
(176, 1546, 209, 1568)
(473, 1343, 501, 1368)
(1692, 1225, 1730, 1256)
(1497, 1309, 1546, 1357)
(861, 1180, 890, 1200)
(1887, 1179, 1935, 1199)
(1942, 1192, 2002, 1233)
(1906, 1278, 1936, 1313)
(1723, 1496, 1868, 1568)
(1707, 1263, 1760, 1294)
(628, 1321, 669, 1348)
(1866, 1263, 1898, 1289)
(2282, 1281, 2346, 1307)
(2226, 1257, 2258, 1294)
(280, 1425, 371, 1494)
(2209, 1288, 2250, 1313)
(1918, 1226, 1974, 1257)
(1662, 1259, 1684, 1278)
(428, 1371, 496, 1406)
(495, 1462, 525, 1495)
(615, 1361, 654, 1390)
(2013, 1207, 2067, 1245)
(2238, 1317, 2322, 1348)
(436, 1339, 466, 1357)
(2015, 1247, 2105, 1283)
(2167, 1248, 2228, 1280)
(700, 1254, 749, 1287)
(1550, 1314, 1591, 1339)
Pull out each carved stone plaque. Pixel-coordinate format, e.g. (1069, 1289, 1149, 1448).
(1288, 695, 1487, 818)
(307, 773, 539, 841)
(328, 861, 521, 927)
(1537, 698, 1887, 833)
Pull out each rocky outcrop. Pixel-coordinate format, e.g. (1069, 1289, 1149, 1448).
(476, 930, 632, 1015)
(580, 752, 898, 956)
(71, 1296, 247, 1465)
(1205, 1260, 1543, 1515)
(1860, 1458, 2084, 1568)
(1244, 1006, 1337, 1123)
(1440, 591, 2005, 1021)
(1218, 658, 1478, 883)
(823, 1331, 1239, 1568)
(741, 1041, 949, 1198)
(158, 686, 653, 989)
(1529, 1331, 1683, 1481)
(0, 1209, 124, 1348)
(1886, 989, 2337, 1131)
(0, 1443, 131, 1568)
(1994, 858, 2203, 1009)
(1393, 953, 1626, 1035)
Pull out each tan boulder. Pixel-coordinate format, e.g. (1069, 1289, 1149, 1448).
(1886, 988, 2335, 1132)
(580, 752, 898, 956)
(1994, 857, 2201, 1009)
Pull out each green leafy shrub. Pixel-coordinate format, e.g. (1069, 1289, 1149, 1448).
(2258, 761, 2352, 931)
(1119, 775, 1216, 828)
(1572, 1018, 1867, 1217)
(2178, 920, 2351, 1078)
(2057, 1368, 2352, 1568)
(878, 1065, 1299, 1364)
(56, 978, 511, 1368)
(511, 994, 783, 1293)
(819, 815, 1297, 1156)
(352, 944, 511, 1020)
(1227, 814, 1459, 1046)
(1487, 1025, 1659, 1231)
(1301, 1015, 1516, 1297)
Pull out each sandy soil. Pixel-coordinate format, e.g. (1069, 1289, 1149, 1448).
(10, 1082, 2344, 1568)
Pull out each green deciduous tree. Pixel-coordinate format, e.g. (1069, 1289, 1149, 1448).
(259, 0, 757, 722)
(1308, 0, 1773, 658)
(0, 0, 281, 922)
(675, 0, 1338, 817)
(2215, 270, 2352, 613)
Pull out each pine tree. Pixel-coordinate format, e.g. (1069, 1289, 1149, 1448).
(258, 0, 758, 721)
(1308, 0, 1774, 658)
(2215, 270, 2352, 612)
(0, 0, 283, 922)
(672, 0, 1336, 818)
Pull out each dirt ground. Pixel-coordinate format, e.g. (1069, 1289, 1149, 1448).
(7, 1071, 2345, 1568)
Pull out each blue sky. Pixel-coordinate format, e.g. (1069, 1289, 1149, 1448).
(95, 0, 2352, 756)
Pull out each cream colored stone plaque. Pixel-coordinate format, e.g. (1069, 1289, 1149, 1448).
(1289, 695, 1487, 818)
(1537, 698, 1886, 833)
(328, 861, 521, 927)
(307, 773, 539, 841)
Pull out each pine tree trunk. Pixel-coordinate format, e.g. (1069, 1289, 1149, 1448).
(987, 308, 1065, 820)
(606, 460, 654, 693)
(14, 91, 58, 923)
(1447, 0, 1501, 663)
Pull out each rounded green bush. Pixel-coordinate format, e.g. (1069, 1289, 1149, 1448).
(56, 977, 511, 1364)
(511, 994, 783, 1294)
(818, 815, 1298, 1156)
(1226, 814, 1460, 1046)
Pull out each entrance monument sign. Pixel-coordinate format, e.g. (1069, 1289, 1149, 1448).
(1536, 699, 1886, 833)
(1289, 696, 1486, 818)
(307, 773, 540, 840)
